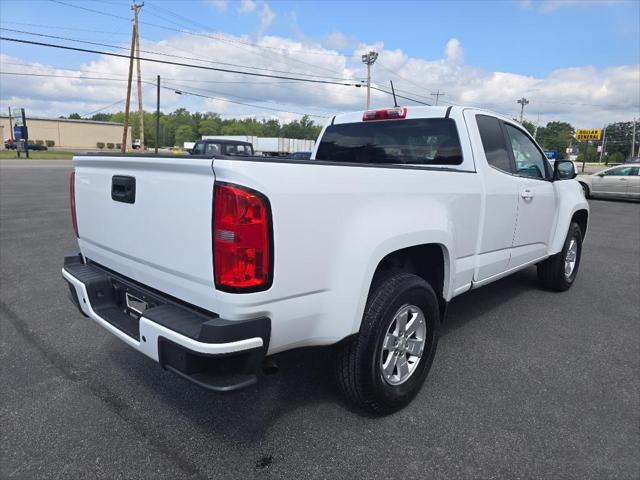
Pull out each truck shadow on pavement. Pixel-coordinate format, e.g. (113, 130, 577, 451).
(107, 266, 539, 445)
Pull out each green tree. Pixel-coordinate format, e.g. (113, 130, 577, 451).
(68, 113, 81, 119)
(536, 121, 575, 159)
(90, 113, 112, 122)
(198, 113, 222, 136)
(602, 121, 638, 160)
(521, 119, 536, 137)
(174, 124, 196, 146)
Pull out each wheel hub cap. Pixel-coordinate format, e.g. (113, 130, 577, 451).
(565, 238, 578, 278)
(380, 304, 427, 386)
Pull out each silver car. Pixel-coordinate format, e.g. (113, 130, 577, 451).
(578, 163, 640, 200)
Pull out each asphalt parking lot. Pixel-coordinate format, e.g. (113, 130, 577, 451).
(1, 159, 639, 479)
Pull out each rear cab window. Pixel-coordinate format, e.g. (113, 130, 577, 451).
(315, 118, 463, 166)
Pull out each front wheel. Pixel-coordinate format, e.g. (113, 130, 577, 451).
(537, 222, 583, 291)
(334, 272, 439, 414)
(579, 182, 590, 198)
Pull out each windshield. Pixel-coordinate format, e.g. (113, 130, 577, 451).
(316, 118, 463, 165)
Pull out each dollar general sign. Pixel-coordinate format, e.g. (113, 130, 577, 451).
(575, 129, 602, 141)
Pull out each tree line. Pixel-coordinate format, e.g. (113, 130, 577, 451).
(63, 109, 323, 147)
(521, 119, 638, 163)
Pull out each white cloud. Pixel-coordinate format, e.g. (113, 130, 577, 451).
(445, 38, 463, 64)
(238, 0, 257, 14)
(237, 0, 275, 36)
(519, 0, 624, 12)
(257, 3, 275, 36)
(208, 0, 229, 12)
(1, 34, 638, 128)
(323, 32, 351, 50)
(203, 97, 230, 114)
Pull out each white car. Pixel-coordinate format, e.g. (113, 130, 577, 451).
(62, 106, 588, 413)
(578, 163, 640, 200)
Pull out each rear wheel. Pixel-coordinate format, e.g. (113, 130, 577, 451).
(334, 272, 439, 414)
(537, 222, 583, 291)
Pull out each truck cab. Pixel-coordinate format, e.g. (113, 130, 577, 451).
(190, 139, 254, 157)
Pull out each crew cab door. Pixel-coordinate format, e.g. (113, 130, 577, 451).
(503, 123, 557, 267)
(470, 114, 520, 281)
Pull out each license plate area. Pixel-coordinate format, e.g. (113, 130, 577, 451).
(125, 292, 148, 317)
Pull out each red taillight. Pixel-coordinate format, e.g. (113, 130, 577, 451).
(213, 182, 271, 291)
(363, 106, 407, 121)
(70, 170, 79, 238)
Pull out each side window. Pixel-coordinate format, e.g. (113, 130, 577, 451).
(205, 143, 220, 155)
(505, 124, 548, 180)
(605, 166, 632, 176)
(632, 167, 640, 176)
(191, 142, 205, 155)
(476, 115, 512, 173)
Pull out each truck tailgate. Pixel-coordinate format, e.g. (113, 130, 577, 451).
(73, 155, 216, 310)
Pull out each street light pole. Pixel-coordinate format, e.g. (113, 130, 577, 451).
(361, 51, 378, 110)
(517, 97, 529, 123)
(155, 74, 160, 154)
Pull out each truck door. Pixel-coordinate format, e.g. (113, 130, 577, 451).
(470, 114, 520, 281)
(503, 123, 557, 267)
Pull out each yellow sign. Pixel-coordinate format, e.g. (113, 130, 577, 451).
(576, 129, 602, 141)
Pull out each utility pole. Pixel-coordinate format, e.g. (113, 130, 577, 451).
(155, 75, 160, 154)
(133, 2, 145, 151)
(599, 127, 606, 163)
(361, 50, 378, 110)
(632, 117, 637, 160)
(21, 108, 29, 159)
(517, 97, 529, 123)
(534, 111, 540, 140)
(7, 108, 14, 154)
(430, 90, 446, 106)
(121, 14, 137, 153)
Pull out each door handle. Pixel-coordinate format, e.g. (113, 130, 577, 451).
(619, 178, 627, 181)
(521, 189, 534, 200)
(112, 175, 136, 204)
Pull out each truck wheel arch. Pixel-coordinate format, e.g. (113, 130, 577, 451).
(572, 209, 588, 240)
(359, 243, 451, 329)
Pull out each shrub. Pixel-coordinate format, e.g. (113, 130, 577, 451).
(96, 142, 105, 149)
(605, 152, 624, 164)
(116, 143, 122, 149)
(45, 140, 55, 147)
(35, 140, 44, 146)
(106, 142, 115, 149)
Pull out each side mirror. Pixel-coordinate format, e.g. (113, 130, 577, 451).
(554, 160, 576, 180)
(596, 173, 605, 177)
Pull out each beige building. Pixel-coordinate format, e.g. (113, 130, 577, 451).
(0, 115, 132, 150)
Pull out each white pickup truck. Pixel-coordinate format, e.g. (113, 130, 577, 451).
(63, 106, 588, 413)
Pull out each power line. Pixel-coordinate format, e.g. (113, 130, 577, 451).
(49, 0, 342, 79)
(80, 99, 124, 118)
(0, 62, 306, 85)
(164, 84, 329, 118)
(0, 36, 364, 87)
(162, 80, 333, 117)
(0, 71, 329, 118)
(0, 27, 355, 81)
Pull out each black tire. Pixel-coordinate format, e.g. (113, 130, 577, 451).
(579, 182, 590, 198)
(537, 222, 583, 291)
(334, 272, 440, 414)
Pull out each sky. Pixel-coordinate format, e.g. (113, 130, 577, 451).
(0, 0, 638, 128)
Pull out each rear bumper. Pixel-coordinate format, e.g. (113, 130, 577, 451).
(62, 254, 270, 391)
